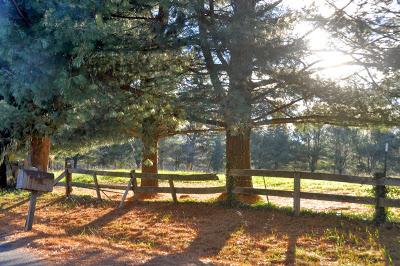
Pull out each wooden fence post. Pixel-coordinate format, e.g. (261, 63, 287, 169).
(25, 191, 39, 231)
(226, 171, 236, 205)
(169, 178, 178, 203)
(120, 170, 135, 208)
(65, 159, 72, 197)
(93, 174, 102, 200)
(130, 170, 137, 196)
(293, 173, 301, 216)
(373, 172, 387, 225)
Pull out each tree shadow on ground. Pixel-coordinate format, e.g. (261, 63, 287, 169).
(1, 197, 400, 265)
(139, 206, 242, 265)
(0, 240, 47, 266)
(0, 198, 30, 211)
(284, 233, 297, 265)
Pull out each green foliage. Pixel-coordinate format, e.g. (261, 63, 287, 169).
(293, 125, 326, 172)
(0, 1, 101, 141)
(252, 126, 292, 170)
(210, 135, 224, 172)
(66, 126, 400, 176)
(0, 0, 193, 156)
(322, 0, 400, 72)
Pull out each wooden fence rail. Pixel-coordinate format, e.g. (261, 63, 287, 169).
(66, 168, 219, 181)
(229, 169, 400, 186)
(229, 169, 400, 218)
(55, 181, 226, 195)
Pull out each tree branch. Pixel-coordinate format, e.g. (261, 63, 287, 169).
(110, 14, 158, 20)
(10, 0, 30, 26)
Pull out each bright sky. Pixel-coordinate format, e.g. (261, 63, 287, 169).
(282, 0, 399, 81)
(282, 0, 362, 80)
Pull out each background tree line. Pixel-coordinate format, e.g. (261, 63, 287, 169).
(49, 125, 399, 177)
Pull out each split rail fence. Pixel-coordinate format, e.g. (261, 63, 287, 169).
(229, 169, 400, 217)
(53, 168, 224, 206)
(51, 167, 400, 218)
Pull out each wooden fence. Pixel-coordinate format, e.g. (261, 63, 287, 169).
(52, 167, 400, 220)
(53, 168, 224, 206)
(229, 169, 400, 216)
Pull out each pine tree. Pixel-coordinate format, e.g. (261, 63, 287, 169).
(1, 2, 122, 172)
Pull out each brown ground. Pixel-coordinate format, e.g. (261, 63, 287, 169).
(1, 192, 399, 265)
(54, 186, 373, 216)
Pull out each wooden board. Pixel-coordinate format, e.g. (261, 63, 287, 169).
(299, 192, 376, 205)
(229, 169, 400, 187)
(67, 168, 219, 181)
(24, 191, 39, 231)
(175, 187, 226, 194)
(53, 171, 66, 186)
(234, 187, 293, 198)
(56, 182, 127, 190)
(229, 169, 295, 178)
(380, 198, 400, 208)
(119, 178, 133, 208)
(293, 173, 301, 216)
(93, 174, 102, 200)
(234, 187, 377, 205)
(382, 178, 400, 187)
(67, 168, 131, 178)
(134, 187, 174, 193)
(134, 172, 219, 181)
(169, 178, 178, 203)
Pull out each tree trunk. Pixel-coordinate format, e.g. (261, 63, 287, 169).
(224, 0, 255, 189)
(0, 157, 7, 188)
(158, 157, 163, 170)
(135, 159, 141, 169)
(141, 137, 158, 188)
(73, 155, 78, 168)
(309, 158, 317, 173)
(198, 0, 256, 201)
(226, 129, 252, 187)
(48, 158, 53, 170)
(31, 136, 51, 172)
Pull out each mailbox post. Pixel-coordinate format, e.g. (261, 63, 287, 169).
(16, 168, 54, 231)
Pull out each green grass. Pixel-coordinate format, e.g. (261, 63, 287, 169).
(0, 189, 30, 206)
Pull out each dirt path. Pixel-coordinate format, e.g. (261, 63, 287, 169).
(0, 232, 46, 266)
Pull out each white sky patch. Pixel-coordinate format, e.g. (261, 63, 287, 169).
(306, 28, 363, 80)
(282, 0, 366, 81)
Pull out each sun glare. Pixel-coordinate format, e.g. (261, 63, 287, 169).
(306, 29, 361, 80)
(285, 0, 365, 81)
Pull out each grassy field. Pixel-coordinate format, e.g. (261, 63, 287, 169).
(1, 191, 399, 265)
